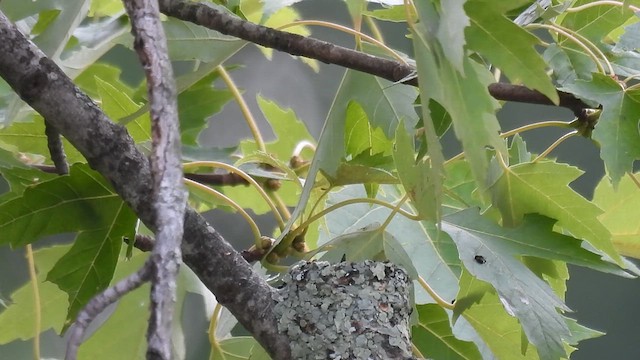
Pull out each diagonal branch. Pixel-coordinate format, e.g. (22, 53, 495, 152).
(122, 0, 187, 358)
(158, 0, 590, 116)
(0, 11, 291, 360)
(66, 263, 151, 360)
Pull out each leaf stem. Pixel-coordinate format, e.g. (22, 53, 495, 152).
(217, 66, 266, 152)
(364, 16, 384, 43)
(532, 130, 578, 163)
(445, 120, 573, 165)
(417, 275, 454, 310)
(526, 23, 607, 75)
(183, 161, 285, 229)
(379, 193, 410, 231)
(551, 22, 615, 76)
(565, 1, 640, 13)
(270, 191, 292, 221)
(277, 20, 408, 65)
(292, 140, 316, 157)
(500, 120, 573, 138)
(207, 303, 223, 351)
(289, 197, 420, 241)
(26, 244, 41, 360)
(184, 178, 264, 248)
(305, 186, 333, 224)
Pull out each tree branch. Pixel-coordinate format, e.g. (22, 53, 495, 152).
(66, 263, 151, 360)
(36, 165, 250, 186)
(122, 0, 186, 358)
(44, 118, 69, 175)
(158, 0, 590, 116)
(0, 11, 291, 359)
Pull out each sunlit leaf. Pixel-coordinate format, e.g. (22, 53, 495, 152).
(75, 63, 133, 100)
(89, 0, 123, 17)
(344, 100, 393, 159)
(559, 1, 634, 43)
(230, 96, 314, 213)
(489, 161, 622, 265)
(0, 245, 70, 343)
(593, 172, 640, 259)
(96, 77, 151, 143)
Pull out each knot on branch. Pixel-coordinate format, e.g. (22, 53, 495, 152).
(273, 260, 416, 360)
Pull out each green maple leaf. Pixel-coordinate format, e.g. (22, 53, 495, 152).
(0, 245, 70, 343)
(393, 121, 439, 221)
(465, 0, 558, 102)
(231, 96, 315, 214)
(593, 172, 640, 259)
(95, 77, 151, 143)
(559, 1, 634, 43)
(444, 210, 572, 360)
(412, 304, 481, 360)
(445, 209, 626, 275)
(344, 100, 393, 159)
(437, 0, 469, 72)
(162, 17, 245, 63)
(313, 69, 419, 179)
(562, 73, 640, 185)
(455, 271, 540, 360)
(0, 118, 85, 163)
(489, 161, 621, 265)
(412, 1, 506, 192)
(274, 68, 418, 249)
(0, 164, 137, 324)
(178, 72, 234, 146)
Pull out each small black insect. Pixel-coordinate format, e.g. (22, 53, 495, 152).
(474, 255, 486, 264)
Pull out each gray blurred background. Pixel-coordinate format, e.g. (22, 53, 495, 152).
(1, 1, 639, 359)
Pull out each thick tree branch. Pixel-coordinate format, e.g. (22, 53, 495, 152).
(158, 0, 590, 116)
(0, 11, 291, 360)
(123, 0, 186, 358)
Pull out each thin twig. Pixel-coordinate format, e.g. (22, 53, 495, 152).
(34, 165, 249, 186)
(129, 234, 156, 252)
(44, 118, 69, 175)
(184, 172, 248, 186)
(129, 233, 270, 264)
(123, 0, 187, 358)
(65, 264, 151, 360)
(158, 0, 591, 116)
